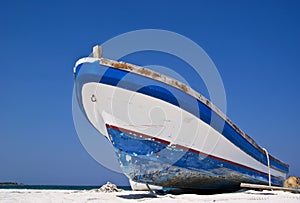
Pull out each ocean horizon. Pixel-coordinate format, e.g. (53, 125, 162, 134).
(0, 185, 132, 191)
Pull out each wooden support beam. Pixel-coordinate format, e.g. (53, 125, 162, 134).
(240, 183, 300, 193)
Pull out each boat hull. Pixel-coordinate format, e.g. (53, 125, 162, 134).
(74, 58, 288, 189)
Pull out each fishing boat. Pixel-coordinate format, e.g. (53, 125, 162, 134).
(74, 46, 289, 190)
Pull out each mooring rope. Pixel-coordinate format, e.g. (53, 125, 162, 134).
(262, 148, 271, 186)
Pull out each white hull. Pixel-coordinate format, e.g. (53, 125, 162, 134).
(81, 82, 285, 179)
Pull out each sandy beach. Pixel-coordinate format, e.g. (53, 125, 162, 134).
(1, 189, 300, 203)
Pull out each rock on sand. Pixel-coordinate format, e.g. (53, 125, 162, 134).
(284, 176, 300, 188)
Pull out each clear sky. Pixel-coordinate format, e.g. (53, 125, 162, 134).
(0, 0, 299, 186)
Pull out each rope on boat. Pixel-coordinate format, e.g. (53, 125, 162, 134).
(262, 148, 271, 186)
(146, 184, 157, 197)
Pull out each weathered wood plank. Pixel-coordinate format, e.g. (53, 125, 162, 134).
(241, 183, 300, 193)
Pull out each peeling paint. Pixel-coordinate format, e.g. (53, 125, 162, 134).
(106, 125, 285, 189)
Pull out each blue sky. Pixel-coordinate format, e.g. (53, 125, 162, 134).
(0, 1, 299, 186)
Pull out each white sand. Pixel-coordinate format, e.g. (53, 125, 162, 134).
(0, 189, 300, 203)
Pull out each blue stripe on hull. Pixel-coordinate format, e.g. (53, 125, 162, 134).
(106, 125, 284, 189)
(75, 62, 289, 174)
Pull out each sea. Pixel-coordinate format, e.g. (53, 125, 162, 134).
(0, 185, 131, 191)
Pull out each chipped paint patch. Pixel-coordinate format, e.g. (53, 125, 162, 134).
(126, 155, 132, 162)
(106, 125, 285, 189)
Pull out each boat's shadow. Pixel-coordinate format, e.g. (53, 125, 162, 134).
(117, 193, 158, 199)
